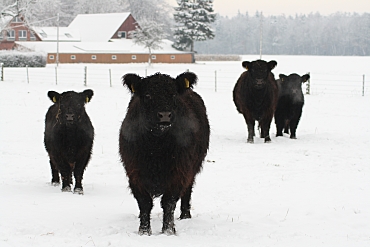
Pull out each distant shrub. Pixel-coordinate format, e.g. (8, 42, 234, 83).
(0, 51, 46, 67)
(195, 54, 241, 61)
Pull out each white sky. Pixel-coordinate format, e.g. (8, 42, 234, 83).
(166, 0, 370, 16)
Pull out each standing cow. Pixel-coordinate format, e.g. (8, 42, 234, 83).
(233, 60, 278, 143)
(275, 73, 310, 139)
(44, 90, 94, 194)
(119, 72, 210, 235)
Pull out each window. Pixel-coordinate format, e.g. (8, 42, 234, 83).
(71, 55, 76, 60)
(171, 55, 175, 60)
(18, 30, 27, 40)
(151, 55, 156, 60)
(12, 17, 21, 23)
(132, 55, 136, 60)
(117, 31, 126, 39)
(7, 30, 15, 40)
(112, 55, 117, 60)
(49, 55, 55, 60)
(91, 55, 97, 60)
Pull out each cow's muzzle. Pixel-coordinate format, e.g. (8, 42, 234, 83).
(65, 113, 75, 121)
(157, 111, 172, 123)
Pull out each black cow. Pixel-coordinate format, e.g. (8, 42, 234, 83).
(275, 73, 310, 139)
(44, 90, 94, 194)
(233, 60, 278, 143)
(119, 72, 210, 235)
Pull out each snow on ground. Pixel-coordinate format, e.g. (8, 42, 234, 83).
(0, 56, 370, 246)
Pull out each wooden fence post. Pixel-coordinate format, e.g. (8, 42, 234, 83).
(84, 66, 87, 86)
(0, 63, 3, 81)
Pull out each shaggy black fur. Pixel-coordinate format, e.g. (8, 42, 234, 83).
(275, 73, 310, 139)
(44, 90, 94, 194)
(119, 72, 210, 235)
(233, 60, 278, 143)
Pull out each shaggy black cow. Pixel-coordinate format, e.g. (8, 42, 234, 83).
(119, 72, 210, 235)
(233, 60, 278, 143)
(275, 73, 310, 139)
(44, 90, 94, 194)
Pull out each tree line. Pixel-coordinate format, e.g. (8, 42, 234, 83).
(194, 12, 370, 56)
(1, 0, 369, 56)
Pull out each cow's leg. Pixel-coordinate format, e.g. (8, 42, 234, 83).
(180, 180, 194, 219)
(161, 193, 180, 235)
(260, 119, 272, 143)
(289, 106, 303, 139)
(130, 183, 153, 236)
(274, 112, 285, 137)
(246, 121, 255, 143)
(49, 160, 60, 186)
(73, 153, 91, 195)
(59, 163, 72, 192)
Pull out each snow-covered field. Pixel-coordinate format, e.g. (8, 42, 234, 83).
(1, 56, 370, 246)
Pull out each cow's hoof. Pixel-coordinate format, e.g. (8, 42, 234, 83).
(179, 211, 191, 220)
(247, 139, 254, 143)
(138, 226, 152, 236)
(162, 226, 176, 235)
(51, 181, 60, 187)
(74, 188, 84, 195)
(61, 186, 72, 192)
(264, 136, 271, 143)
(290, 136, 297, 139)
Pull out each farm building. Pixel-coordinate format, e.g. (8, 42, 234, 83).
(1, 13, 194, 64)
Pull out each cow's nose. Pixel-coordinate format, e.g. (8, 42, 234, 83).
(66, 113, 74, 121)
(157, 111, 172, 122)
(256, 79, 264, 84)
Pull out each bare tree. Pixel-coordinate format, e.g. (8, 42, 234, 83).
(129, 19, 167, 65)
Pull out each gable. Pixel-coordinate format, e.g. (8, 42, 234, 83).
(68, 12, 133, 42)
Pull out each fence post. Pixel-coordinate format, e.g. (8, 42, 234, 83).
(306, 72, 310, 95)
(26, 65, 29, 84)
(84, 66, 87, 86)
(215, 70, 217, 92)
(55, 66, 58, 85)
(1, 63, 3, 81)
(109, 69, 112, 87)
(363, 74, 365, 97)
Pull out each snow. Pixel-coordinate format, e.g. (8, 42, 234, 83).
(1, 56, 370, 246)
(68, 12, 131, 42)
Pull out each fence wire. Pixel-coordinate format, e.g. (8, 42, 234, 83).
(1, 65, 368, 96)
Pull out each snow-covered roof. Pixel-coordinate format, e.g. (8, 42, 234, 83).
(15, 39, 191, 54)
(32, 27, 80, 42)
(68, 12, 131, 42)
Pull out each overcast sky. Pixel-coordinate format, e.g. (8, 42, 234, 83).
(166, 0, 370, 16)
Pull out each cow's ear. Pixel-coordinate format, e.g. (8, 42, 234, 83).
(122, 73, 142, 94)
(47, 91, 60, 103)
(175, 72, 198, 94)
(242, 61, 251, 70)
(301, 74, 310, 83)
(82, 89, 94, 103)
(279, 74, 288, 82)
(268, 60, 277, 70)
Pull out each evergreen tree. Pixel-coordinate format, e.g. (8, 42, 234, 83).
(172, 0, 216, 52)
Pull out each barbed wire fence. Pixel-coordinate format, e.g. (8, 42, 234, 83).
(0, 64, 368, 96)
